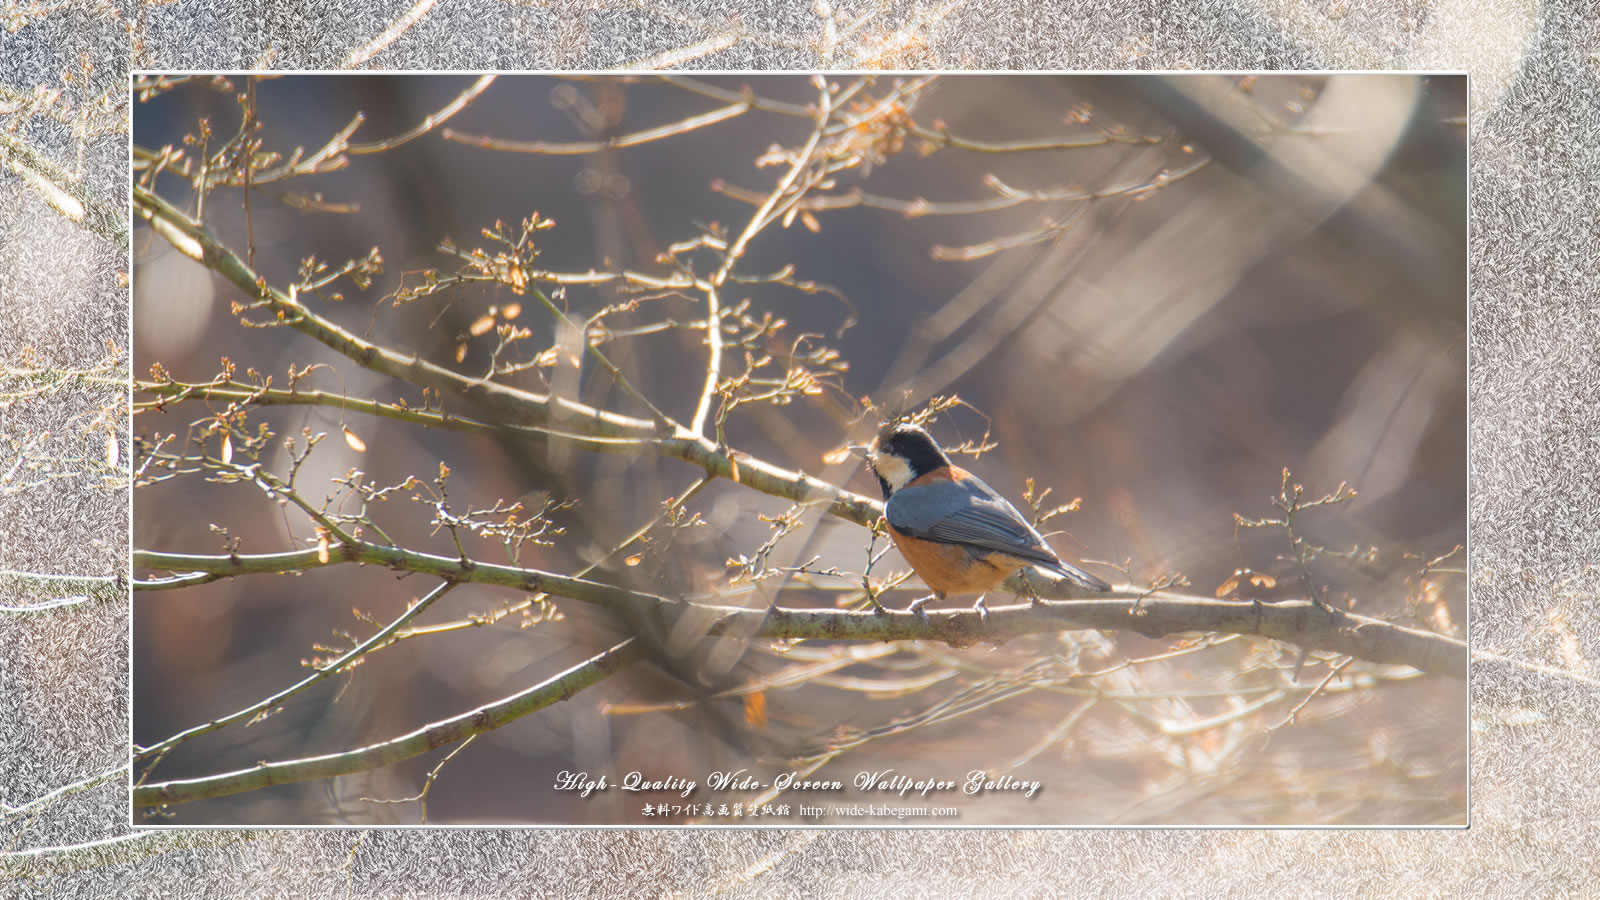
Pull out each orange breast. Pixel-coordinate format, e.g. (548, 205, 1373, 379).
(888, 525, 1023, 595)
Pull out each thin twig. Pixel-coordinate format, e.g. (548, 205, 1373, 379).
(349, 75, 496, 153)
(446, 98, 750, 155)
(134, 637, 644, 808)
(132, 581, 458, 771)
(693, 76, 834, 436)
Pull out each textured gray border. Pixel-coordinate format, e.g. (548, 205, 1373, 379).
(2, 0, 1594, 894)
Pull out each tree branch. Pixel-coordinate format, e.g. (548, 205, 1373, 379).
(133, 581, 458, 768)
(130, 185, 882, 527)
(133, 637, 645, 808)
(134, 545, 1465, 679)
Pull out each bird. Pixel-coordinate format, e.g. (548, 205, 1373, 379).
(856, 421, 1111, 620)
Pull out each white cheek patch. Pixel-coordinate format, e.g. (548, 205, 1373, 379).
(870, 452, 914, 492)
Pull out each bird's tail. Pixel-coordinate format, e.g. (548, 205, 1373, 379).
(1039, 559, 1112, 593)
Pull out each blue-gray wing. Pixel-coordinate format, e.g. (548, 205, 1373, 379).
(887, 476, 1111, 591)
(886, 477, 1057, 565)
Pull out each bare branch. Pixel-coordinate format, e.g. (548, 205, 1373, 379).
(347, 74, 496, 153)
(132, 186, 883, 525)
(444, 97, 750, 155)
(132, 581, 458, 773)
(133, 544, 1465, 678)
(134, 638, 644, 808)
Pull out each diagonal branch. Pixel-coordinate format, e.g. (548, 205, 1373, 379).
(133, 581, 458, 769)
(133, 637, 645, 808)
(132, 184, 884, 526)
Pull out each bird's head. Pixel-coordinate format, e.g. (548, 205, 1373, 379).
(858, 421, 950, 498)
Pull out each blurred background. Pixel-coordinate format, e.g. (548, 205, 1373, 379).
(132, 73, 1465, 825)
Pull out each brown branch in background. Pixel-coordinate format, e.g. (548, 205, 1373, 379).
(132, 543, 1466, 679)
(659, 74, 1172, 151)
(131, 184, 882, 527)
(347, 75, 496, 154)
(693, 75, 835, 437)
(134, 637, 645, 808)
(443, 95, 750, 155)
(711, 154, 1211, 221)
(522, 284, 680, 430)
(133, 184, 660, 436)
(658, 75, 817, 118)
(132, 581, 459, 775)
(136, 379, 500, 435)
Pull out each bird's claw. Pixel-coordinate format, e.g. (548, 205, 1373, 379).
(973, 595, 989, 625)
(908, 594, 933, 624)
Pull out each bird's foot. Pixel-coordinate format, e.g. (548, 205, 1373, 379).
(907, 594, 936, 624)
(973, 595, 990, 625)
(1020, 570, 1044, 608)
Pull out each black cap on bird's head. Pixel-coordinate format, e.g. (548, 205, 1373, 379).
(863, 421, 950, 498)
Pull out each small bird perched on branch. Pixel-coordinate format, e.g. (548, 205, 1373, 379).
(857, 421, 1111, 620)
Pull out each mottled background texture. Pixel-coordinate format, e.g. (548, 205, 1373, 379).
(2, 0, 1597, 896)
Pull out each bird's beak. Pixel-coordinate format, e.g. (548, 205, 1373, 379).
(824, 444, 870, 465)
